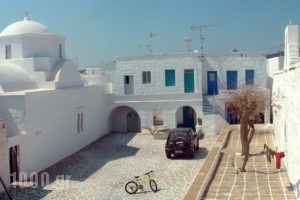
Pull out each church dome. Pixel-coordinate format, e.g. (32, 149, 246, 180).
(0, 14, 52, 36)
(0, 63, 38, 92)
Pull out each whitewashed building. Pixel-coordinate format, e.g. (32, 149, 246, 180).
(112, 50, 269, 134)
(0, 14, 272, 193)
(272, 23, 300, 199)
(0, 15, 109, 190)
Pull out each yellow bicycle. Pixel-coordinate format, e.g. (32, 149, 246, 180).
(125, 170, 158, 194)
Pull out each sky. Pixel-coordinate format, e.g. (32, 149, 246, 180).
(1, 0, 300, 68)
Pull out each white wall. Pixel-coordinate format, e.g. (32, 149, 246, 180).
(116, 53, 202, 95)
(0, 119, 9, 192)
(273, 67, 300, 198)
(202, 52, 267, 93)
(109, 93, 202, 131)
(0, 37, 23, 60)
(273, 24, 300, 199)
(0, 95, 25, 137)
(284, 25, 300, 69)
(21, 85, 108, 176)
(267, 56, 284, 77)
(55, 60, 84, 89)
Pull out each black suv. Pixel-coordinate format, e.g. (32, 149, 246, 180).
(165, 128, 199, 158)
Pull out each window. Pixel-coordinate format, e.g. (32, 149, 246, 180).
(77, 112, 84, 133)
(5, 45, 11, 59)
(246, 69, 254, 85)
(124, 75, 130, 84)
(209, 73, 215, 81)
(59, 44, 62, 58)
(142, 71, 151, 84)
(165, 69, 175, 86)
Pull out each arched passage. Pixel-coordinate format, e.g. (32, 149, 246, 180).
(176, 106, 196, 131)
(109, 106, 141, 133)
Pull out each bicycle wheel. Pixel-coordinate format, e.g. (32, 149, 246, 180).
(149, 180, 158, 192)
(125, 181, 138, 194)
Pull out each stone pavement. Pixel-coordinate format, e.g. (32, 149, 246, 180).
(0, 132, 218, 200)
(202, 129, 296, 200)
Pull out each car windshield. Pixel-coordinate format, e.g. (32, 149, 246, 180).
(168, 131, 188, 140)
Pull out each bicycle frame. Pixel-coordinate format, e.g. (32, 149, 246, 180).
(135, 175, 152, 187)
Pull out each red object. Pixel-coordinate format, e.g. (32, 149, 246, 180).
(272, 151, 285, 169)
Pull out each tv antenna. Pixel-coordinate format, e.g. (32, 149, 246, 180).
(191, 24, 215, 61)
(148, 32, 159, 55)
(191, 24, 215, 51)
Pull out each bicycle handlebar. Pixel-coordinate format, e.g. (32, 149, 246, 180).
(144, 170, 154, 175)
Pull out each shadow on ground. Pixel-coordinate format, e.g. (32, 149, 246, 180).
(0, 132, 139, 200)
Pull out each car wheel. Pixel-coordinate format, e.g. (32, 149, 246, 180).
(166, 152, 172, 159)
(189, 150, 194, 158)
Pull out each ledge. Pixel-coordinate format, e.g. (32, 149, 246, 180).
(183, 125, 235, 200)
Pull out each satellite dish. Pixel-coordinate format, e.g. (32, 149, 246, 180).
(183, 37, 191, 43)
(183, 37, 192, 52)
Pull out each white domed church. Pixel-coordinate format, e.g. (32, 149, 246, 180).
(0, 13, 84, 91)
(0, 14, 108, 188)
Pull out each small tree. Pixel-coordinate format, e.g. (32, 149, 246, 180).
(225, 84, 268, 172)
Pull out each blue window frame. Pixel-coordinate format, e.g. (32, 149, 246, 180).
(246, 69, 254, 85)
(165, 69, 175, 86)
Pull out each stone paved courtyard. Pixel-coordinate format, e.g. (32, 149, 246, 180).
(203, 129, 296, 200)
(0, 132, 217, 200)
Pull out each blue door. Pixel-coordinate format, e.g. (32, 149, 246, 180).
(227, 71, 237, 89)
(184, 69, 194, 93)
(207, 71, 218, 94)
(183, 106, 195, 131)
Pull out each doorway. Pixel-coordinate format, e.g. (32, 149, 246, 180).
(207, 71, 218, 94)
(9, 146, 19, 183)
(124, 75, 134, 94)
(184, 69, 194, 93)
(127, 111, 139, 132)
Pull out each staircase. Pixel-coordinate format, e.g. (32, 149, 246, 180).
(202, 95, 214, 114)
(201, 95, 228, 134)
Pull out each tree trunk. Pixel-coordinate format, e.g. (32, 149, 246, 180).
(241, 144, 249, 172)
(240, 114, 248, 156)
(240, 121, 255, 172)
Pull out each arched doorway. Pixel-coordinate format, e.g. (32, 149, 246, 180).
(109, 106, 141, 133)
(153, 105, 163, 126)
(176, 106, 196, 131)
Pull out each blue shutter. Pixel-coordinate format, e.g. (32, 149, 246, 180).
(227, 71, 237, 89)
(165, 70, 175, 86)
(246, 70, 254, 85)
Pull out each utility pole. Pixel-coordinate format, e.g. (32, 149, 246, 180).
(148, 32, 159, 55)
(191, 25, 215, 62)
